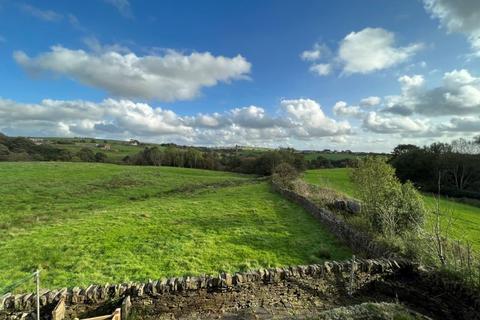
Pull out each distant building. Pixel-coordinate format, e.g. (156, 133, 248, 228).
(29, 138, 44, 145)
(95, 143, 111, 150)
(129, 139, 140, 146)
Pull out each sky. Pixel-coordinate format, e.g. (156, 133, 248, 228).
(0, 0, 480, 152)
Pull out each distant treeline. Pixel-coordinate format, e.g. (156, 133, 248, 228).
(390, 137, 480, 199)
(0, 133, 355, 175)
(0, 133, 109, 163)
(123, 146, 309, 175)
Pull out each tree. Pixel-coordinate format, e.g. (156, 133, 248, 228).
(351, 156, 425, 236)
(272, 162, 299, 188)
(0, 144, 9, 156)
(94, 152, 108, 163)
(77, 148, 95, 162)
(392, 144, 420, 157)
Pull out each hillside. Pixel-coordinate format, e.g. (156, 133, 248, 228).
(0, 162, 351, 291)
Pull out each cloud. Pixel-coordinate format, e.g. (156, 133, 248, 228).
(423, 0, 480, 56)
(333, 101, 363, 117)
(309, 63, 332, 76)
(384, 69, 480, 116)
(103, 0, 133, 18)
(360, 96, 381, 107)
(0, 97, 351, 145)
(280, 99, 352, 138)
(362, 111, 430, 134)
(301, 28, 422, 76)
(338, 28, 423, 74)
(19, 4, 62, 22)
(301, 43, 329, 61)
(14, 45, 252, 102)
(438, 116, 480, 132)
(67, 14, 86, 31)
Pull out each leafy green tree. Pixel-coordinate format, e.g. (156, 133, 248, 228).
(351, 156, 425, 236)
(77, 147, 95, 162)
(94, 152, 108, 163)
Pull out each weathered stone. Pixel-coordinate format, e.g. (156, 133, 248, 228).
(346, 200, 361, 214)
(167, 278, 176, 292)
(233, 273, 243, 285)
(136, 283, 145, 297)
(222, 273, 232, 287)
(71, 287, 82, 304)
(156, 279, 167, 293)
(0, 293, 12, 311)
(333, 199, 348, 211)
(144, 281, 153, 295)
(4, 295, 15, 310)
(176, 277, 185, 291)
(324, 262, 333, 274)
(21, 294, 32, 310)
(121, 296, 131, 320)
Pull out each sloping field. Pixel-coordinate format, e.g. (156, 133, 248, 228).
(0, 163, 350, 291)
(304, 168, 480, 251)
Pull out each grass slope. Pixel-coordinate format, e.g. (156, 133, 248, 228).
(304, 168, 480, 251)
(0, 163, 350, 291)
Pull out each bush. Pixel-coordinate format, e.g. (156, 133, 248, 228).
(351, 156, 425, 237)
(77, 147, 95, 162)
(272, 162, 299, 188)
(94, 152, 108, 163)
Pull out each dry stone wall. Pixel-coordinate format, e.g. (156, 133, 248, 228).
(271, 182, 397, 258)
(0, 258, 412, 313)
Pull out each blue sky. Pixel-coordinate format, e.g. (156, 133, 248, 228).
(1, 0, 480, 151)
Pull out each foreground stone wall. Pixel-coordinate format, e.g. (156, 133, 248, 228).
(0, 258, 411, 313)
(271, 183, 397, 258)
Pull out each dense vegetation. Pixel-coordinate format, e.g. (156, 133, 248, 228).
(303, 165, 480, 289)
(390, 137, 480, 200)
(351, 157, 426, 237)
(304, 168, 480, 251)
(0, 162, 351, 291)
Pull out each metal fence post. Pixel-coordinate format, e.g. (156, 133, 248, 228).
(36, 270, 40, 320)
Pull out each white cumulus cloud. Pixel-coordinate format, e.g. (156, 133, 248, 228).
(360, 96, 381, 107)
(301, 28, 422, 76)
(333, 101, 363, 117)
(363, 111, 430, 134)
(384, 69, 480, 116)
(423, 0, 480, 56)
(338, 28, 423, 74)
(14, 45, 252, 102)
(0, 97, 351, 145)
(309, 63, 332, 76)
(280, 99, 352, 138)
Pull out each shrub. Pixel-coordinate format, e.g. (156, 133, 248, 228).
(351, 156, 425, 237)
(77, 147, 95, 162)
(94, 152, 108, 163)
(272, 162, 299, 188)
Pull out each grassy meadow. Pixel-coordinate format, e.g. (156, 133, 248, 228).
(304, 168, 480, 251)
(0, 162, 351, 291)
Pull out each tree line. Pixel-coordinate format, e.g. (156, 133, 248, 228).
(390, 137, 480, 199)
(123, 146, 308, 175)
(0, 133, 108, 163)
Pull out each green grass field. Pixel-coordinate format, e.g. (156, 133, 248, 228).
(43, 138, 156, 161)
(304, 168, 480, 251)
(0, 162, 351, 291)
